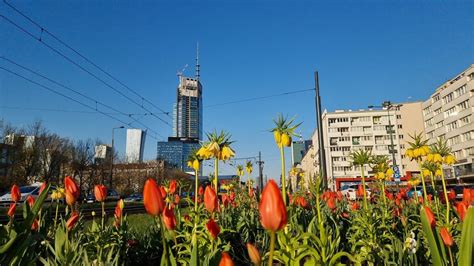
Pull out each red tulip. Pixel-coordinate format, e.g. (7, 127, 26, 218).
(351, 202, 359, 211)
(230, 191, 236, 201)
(424, 206, 436, 228)
(294, 196, 308, 209)
(114, 199, 124, 219)
(356, 185, 364, 198)
(26, 195, 35, 208)
(327, 197, 336, 210)
(11, 184, 20, 202)
(448, 189, 456, 201)
(163, 207, 177, 230)
(174, 194, 180, 205)
(219, 252, 234, 266)
(168, 180, 177, 195)
(246, 243, 261, 265)
(249, 188, 255, 198)
(336, 191, 343, 201)
(456, 202, 468, 221)
(341, 212, 350, 218)
(31, 219, 39, 231)
(39, 182, 47, 195)
(198, 186, 204, 196)
(204, 186, 218, 213)
(462, 188, 472, 204)
(66, 212, 79, 231)
(222, 194, 230, 207)
(7, 203, 16, 217)
(183, 214, 191, 222)
(206, 218, 220, 239)
(143, 178, 165, 216)
(259, 180, 287, 232)
(440, 227, 454, 247)
(64, 176, 79, 205)
(160, 186, 167, 199)
(94, 185, 107, 202)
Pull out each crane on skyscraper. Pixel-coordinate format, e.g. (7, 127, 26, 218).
(176, 64, 188, 77)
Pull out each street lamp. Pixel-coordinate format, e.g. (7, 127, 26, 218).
(110, 126, 125, 188)
(368, 101, 403, 180)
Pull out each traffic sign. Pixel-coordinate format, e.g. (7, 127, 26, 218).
(393, 166, 401, 182)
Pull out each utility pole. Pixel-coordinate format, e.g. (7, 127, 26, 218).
(314, 71, 327, 188)
(257, 151, 264, 192)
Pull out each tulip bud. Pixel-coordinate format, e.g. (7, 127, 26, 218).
(456, 202, 468, 221)
(246, 243, 261, 265)
(31, 219, 39, 231)
(26, 195, 35, 208)
(11, 184, 20, 202)
(7, 203, 16, 217)
(66, 212, 79, 231)
(162, 207, 177, 230)
(423, 206, 436, 228)
(204, 186, 218, 213)
(219, 252, 234, 266)
(169, 180, 177, 195)
(94, 184, 107, 202)
(440, 227, 453, 247)
(143, 178, 165, 216)
(64, 176, 79, 204)
(259, 180, 287, 232)
(206, 218, 220, 239)
(39, 182, 47, 195)
(65, 190, 76, 206)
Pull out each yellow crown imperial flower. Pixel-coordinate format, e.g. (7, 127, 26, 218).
(422, 146, 430, 155)
(405, 149, 414, 158)
(192, 159, 200, 171)
(207, 142, 221, 157)
(435, 169, 443, 177)
(426, 153, 434, 162)
(281, 133, 292, 147)
(375, 172, 385, 180)
(273, 131, 282, 146)
(422, 169, 431, 178)
(197, 146, 212, 160)
(386, 168, 394, 177)
(444, 155, 456, 165)
(433, 153, 443, 163)
(413, 148, 421, 158)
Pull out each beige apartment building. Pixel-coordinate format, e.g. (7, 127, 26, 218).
(422, 64, 474, 183)
(300, 102, 425, 189)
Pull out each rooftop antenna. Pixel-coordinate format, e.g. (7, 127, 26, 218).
(195, 42, 200, 81)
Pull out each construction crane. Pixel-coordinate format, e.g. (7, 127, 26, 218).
(176, 64, 188, 77)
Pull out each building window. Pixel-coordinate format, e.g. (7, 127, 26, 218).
(446, 121, 458, 132)
(396, 114, 401, 119)
(457, 100, 470, 111)
(397, 124, 403, 129)
(400, 144, 405, 149)
(461, 131, 473, 141)
(399, 134, 404, 139)
(433, 108, 442, 116)
(425, 118, 434, 127)
(373, 116, 381, 124)
(432, 94, 440, 103)
(444, 107, 456, 118)
(460, 115, 471, 127)
(423, 106, 432, 116)
(443, 92, 454, 104)
(435, 121, 444, 129)
(455, 85, 467, 97)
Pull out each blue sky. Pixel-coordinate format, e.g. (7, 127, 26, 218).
(1, 0, 473, 182)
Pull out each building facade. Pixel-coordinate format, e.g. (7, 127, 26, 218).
(157, 137, 200, 174)
(126, 129, 146, 163)
(173, 76, 203, 140)
(291, 140, 312, 166)
(422, 64, 474, 183)
(301, 102, 424, 189)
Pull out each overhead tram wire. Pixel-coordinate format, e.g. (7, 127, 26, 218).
(0, 56, 165, 139)
(3, 0, 171, 119)
(0, 106, 152, 116)
(0, 66, 163, 140)
(204, 88, 314, 108)
(0, 12, 171, 128)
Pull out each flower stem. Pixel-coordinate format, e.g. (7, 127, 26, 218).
(280, 146, 287, 205)
(101, 201, 105, 230)
(429, 173, 440, 216)
(381, 181, 387, 206)
(194, 169, 199, 213)
(54, 200, 59, 230)
(268, 231, 276, 266)
(361, 166, 367, 210)
(214, 158, 219, 193)
(440, 166, 450, 224)
(419, 162, 428, 204)
(448, 246, 454, 266)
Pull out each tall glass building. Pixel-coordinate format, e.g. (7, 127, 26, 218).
(173, 76, 202, 140)
(157, 137, 200, 173)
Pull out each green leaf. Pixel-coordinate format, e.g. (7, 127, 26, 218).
(25, 183, 51, 229)
(419, 206, 444, 266)
(0, 229, 17, 254)
(459, 207, 474, 266)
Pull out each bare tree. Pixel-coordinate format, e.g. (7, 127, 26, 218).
(70, 139, 94, 194)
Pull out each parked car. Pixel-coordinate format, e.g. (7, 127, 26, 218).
(340, 184, 371, 200)
(124, 193, 143, 202)
(0, 183, 56, 206)
(84, 189, 120, 203)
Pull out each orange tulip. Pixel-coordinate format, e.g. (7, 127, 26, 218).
(351, 202, 359, 211)
(31, 219, 39, 231)
(456, 202, 468, 221)
(169, 180, 177, 195)
(143, 178, 165, 216)
(66, 212, 79, 231)
(204, 186, 218, 213)
(206, 218, 220, 239)
(64, 176, 79, 205)
(327, 197, 336, 210)
(222, 194, 230, 207)
(424, 206, 436, 228)
(7, 203, 16, 217)
(174, 194, 180, 205)
(26, 195, 35, 208)
(448, 189, 456, 201)
(11, 184, 20, 202)
(219, 252, 234, 266)
(259, 180, 287, 232)
(198, 186, 204, 196)
(463, 188, 472, 205)
(94, 185, 107, 202)
(163, 207, 177, 230)
(246, 243, 261, 265)
(114, 199, 124, 219)
(160, 186, 167, 199)
(440, 227, 454, 247)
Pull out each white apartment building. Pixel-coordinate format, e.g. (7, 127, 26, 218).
(422, 64, 474, 182)
(301, 101, 424, 189)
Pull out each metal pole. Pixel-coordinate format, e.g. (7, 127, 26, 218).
(258, 151, 264, 192)
(387, 108, 397, 167)
(314, 71, 328, 188)
(109, 128, 114, 188)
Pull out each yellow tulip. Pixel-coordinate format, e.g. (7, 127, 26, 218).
(273, 131, 282, 146)
(281, 133, 292, 147)
(192, 160, 200, 171)
(444, 155, 456, 165)
(422, 169, 431, 178)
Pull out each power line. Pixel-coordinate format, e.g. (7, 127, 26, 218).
(204, 88, 314, 108)
(0, 106, 152, 116)
(0, 66, 163, 140)
(0, 56, 165, 138)
(0, 11, 171, 127)
(3, 0, 172, 119)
